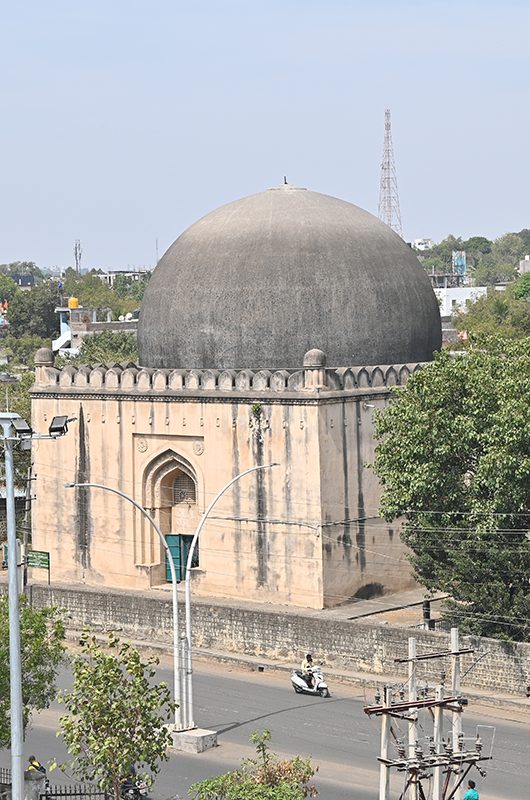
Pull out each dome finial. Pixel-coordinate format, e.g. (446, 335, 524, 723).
(283, 175, 288, 185)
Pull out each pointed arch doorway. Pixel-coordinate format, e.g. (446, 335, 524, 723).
(143, 450, 201, 582)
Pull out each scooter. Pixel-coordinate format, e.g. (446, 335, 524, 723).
(291, 666, 331, 697)
(119, 777, 149, 800)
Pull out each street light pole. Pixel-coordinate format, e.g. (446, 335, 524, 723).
(64, 482, 183, 731)
(0, 414, 24, 800)
(0, 411, 72, 800)
(183, 462, 278, 730)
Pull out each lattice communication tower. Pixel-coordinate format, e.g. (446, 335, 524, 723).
(378, 109, 403, 238)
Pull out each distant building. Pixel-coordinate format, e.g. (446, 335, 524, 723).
(97, 269, 151, 288)
(11, 274, 35, 290)
(412, 238, 433, 251)
(433, 286, 488, 317)
(519, 255, 530, 274)
(52, 299, 138, 355)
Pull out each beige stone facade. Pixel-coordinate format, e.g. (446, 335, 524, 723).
(31, 353, 420, 609)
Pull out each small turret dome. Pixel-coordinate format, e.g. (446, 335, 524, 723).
(35, 347, 54, 366)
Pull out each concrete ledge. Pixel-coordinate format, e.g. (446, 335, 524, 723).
(169, 727, 218, 753)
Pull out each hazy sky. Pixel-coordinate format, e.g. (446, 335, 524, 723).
(1, 0, 529, 270)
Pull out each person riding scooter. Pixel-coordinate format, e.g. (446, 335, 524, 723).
(27, 756, 46, 776)
(301, 653, 314, 688)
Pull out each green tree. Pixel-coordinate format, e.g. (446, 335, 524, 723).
(2, 335, 50, 367)
(511, 273, 530, 300)
(429, 235, 463, 260)
(7, 281, 60, 338)
(113, 274, 150, 303)
(515, 228, 530, 253)
(56, 632, 174, 800)
(0, 262, 44, 281)
(61, 270, 138, 319)
(0, 597, 65, 747)
(471, 255, 517, 286)
(462, 236, 492, 255)
(453, 278, 530, 340)
(0, 274, 18, 303)
(491, 233, 526, 267)
(373, 339, 530, 641)
(64, 331, 138, 365)
(190, 730, 318, 800)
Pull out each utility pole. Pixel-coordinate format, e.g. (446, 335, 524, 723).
(378, 686, 391, 800)
(451, 627, 464, 800)
(407, 637, 418, 800)
(364, 631, 490, 799)
(432, 683, 444, 800)
(378, 108, 403, 238)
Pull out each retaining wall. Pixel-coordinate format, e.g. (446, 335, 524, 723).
(27, 584, 530, 697)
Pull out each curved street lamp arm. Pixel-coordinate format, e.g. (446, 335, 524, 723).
(65, 481, 183, 730)
(183, 462, 278, 729)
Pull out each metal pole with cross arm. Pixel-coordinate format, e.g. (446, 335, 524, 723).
(1, 411, 73, 800)
(183, 462, 279, 730)
(64, 481, 184, 731)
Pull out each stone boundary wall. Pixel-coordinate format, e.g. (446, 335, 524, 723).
(33, 361, 424, 395)
(27, 585, 530, 697)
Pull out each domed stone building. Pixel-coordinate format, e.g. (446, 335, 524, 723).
(31, 184, 441, 608)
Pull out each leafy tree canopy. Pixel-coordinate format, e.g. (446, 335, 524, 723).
(0, 597, 65, 747)
(515, 228, 530, 253)
(113, 274, 150, 303)
(0, 262, 43, 280)
(462, 236, 492, 255)
(428, 235, 463, 260)
(2, 335, 50, 367)
(57, 331, 138, 365)
(190, 730, 318, 800)
(511, 273, 530, 300)
(471, 256, 518, 286)
(61, 269, 139, 319)
(491, 233, 526, 267)
(56, 632, 174, 800)
(7, 281, 61, 338)
(0, 274, 19, 303)
(453, 276, 530, 340)
(373, 339, 530, 642)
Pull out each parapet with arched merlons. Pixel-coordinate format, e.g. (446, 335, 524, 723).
(33, 359, 428, 396)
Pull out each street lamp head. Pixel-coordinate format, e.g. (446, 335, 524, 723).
(48, 415, 69, 436)
(11, 418, 32, 437)
(64, 482, 76, 488)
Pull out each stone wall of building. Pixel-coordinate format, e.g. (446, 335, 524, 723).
(27, 584, 530, 696)
(30, 356, 424, 608)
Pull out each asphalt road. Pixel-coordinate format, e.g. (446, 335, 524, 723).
(1, 659, 527, 800)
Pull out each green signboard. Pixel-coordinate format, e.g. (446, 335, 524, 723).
(27, 550, 50, 569)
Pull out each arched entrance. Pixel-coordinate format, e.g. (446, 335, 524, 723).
(143, 450, 201, 581)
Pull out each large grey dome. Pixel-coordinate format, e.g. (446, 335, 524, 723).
(138, 185, 441, 369)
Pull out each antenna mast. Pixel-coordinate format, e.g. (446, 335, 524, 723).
(378, 109, 403, 238)
(74, 239, 82, 274)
